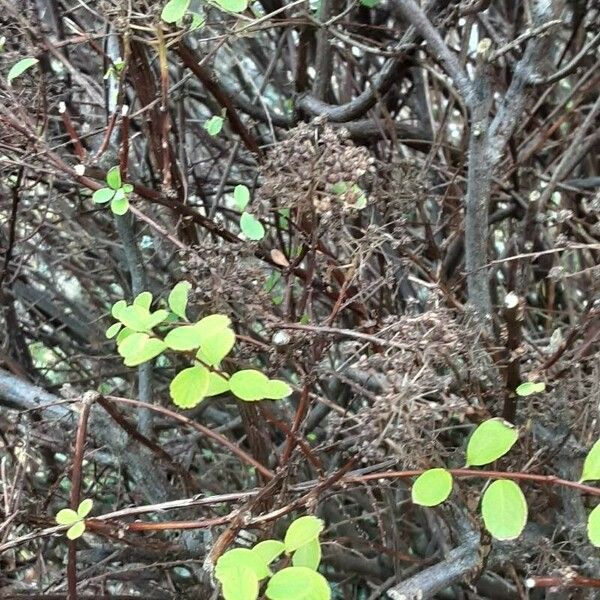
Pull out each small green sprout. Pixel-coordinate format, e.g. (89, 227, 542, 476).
(55, 499, 93, 540)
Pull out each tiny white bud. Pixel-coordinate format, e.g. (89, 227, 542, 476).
(74, 164, 85, 176)
(58, 102, 66, 114)
(121, 104, 129, 116)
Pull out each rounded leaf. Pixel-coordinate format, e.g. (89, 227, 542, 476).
(147, 309, 169, 330)
(168, 281, 191, 319)
(161, 0, 191, 23)
(195, 314, 231, 341)
(111, 300, 127, 320)
(240, 212, 265, 241)
(92, 188, 115, 204)
(164, 324, 204, 351)
(466, 418, 518, 466)
(205, 371, 230, 397)
(412, 468, 453, 507)
(169, 365, 210, 408)
(253, 540, 285, 565)
(200, 327, 235, 366)
(234, 184, 250, 211)
(106, 166, 122, 190)
(215, 0, 248, 12)
(56, 508, 79, 526)
(123, 337, 166, 367)
(580, 439, 600, 483)
(229, 369, 270, 402)
(77, 499, 93, 518)
(7, 57, 39, 83)
(284, 516, 324, 553)
(515, 382, 545, 397)
(105, 322, 122, 339)
(204, 115, 224, 136)
(111, 194, 129, 215)
(264, 379, 292, 400)
(134, 291, 153, 309)
(215, 548, 271, 581)
(292, 538, 321, 570)
(266, 567, 331, 600)
(118, 305, 152, 331)
(66, 520, 86, 540)
(220, 566, 259, 600)
(481, 480, 528, 541)
(587, 504, 600, 547)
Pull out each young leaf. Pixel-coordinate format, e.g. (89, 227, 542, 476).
(169, 365, 210, 408)
(66, 520, 86, 540)
(253, 540, 285, 565)
(481, 480, 528, 541)
(229, 369, 271, 401)
(122, 183, 134, 194)
(106, 166, 122, 190)
(292, 538, 321, 570)
(284, 516, 324, 553)
(234, 184, 250, 211)
(168, 281, 191, 319)
(411, 468, 453, 507)
(111, 194, 129, 216)
(215, 0, 248, 13)
(147, 309, 169, 330)
(466, 418, 518, 466)
(117, 305, 153, 331)
(111, 300, 127, 320)
(105, 322, 122, 339)
(587, 504, 600, 547)
(56, 508, 79, 526)
(77, 499, 93, 518)
(215, 548, 271, 581)
(199, 327, 235, 366)
(204, 115, 224, 136)
(161, 0, 191, 23)
(7, 57, 39, 83)
(206, 371, 230, 397)
(240, 212, 265, 241)
(515, 381, 546, 397)
(134, 291, 153, 309)
(266, 567, 331, 600)
(580, 439, 600, 483)
(164, 324, 204, 350)
(119, 334, 166, 367)
(195, 314, 231, 340)
(264, 379, 292, 400)
(219, 566, 259, 600)
(92, 188, 115, 204)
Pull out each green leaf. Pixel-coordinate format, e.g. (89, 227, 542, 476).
(411, 468, 453, 507)
(111, 194, 129, 215)
(111, 300, 127, 320)
(133, 291, 153, 309)
(481, 480, 528, 541)
(515, 381, 546, 397)
(161, 0, 191, 23)
(66, 520, 86, 540)
(587, 504, 600, 547)
(122, 183, 134, 194)
(205, 371, 230, 397)
(56, 508, 79, 526)
(466, 418, 518, 466)
(77, 499, 93, 518)
(7, 57, 39, 83)
(266, 567, 331, 600)
(92, 187, 115, 204)
(199, 327, 235, 366)
(117, 305, 153, 331)
(105, 322, 122, 339)
(169, 365, 210, 408)
(216, 548, 271, 581)
(264, 379, 292, 400)
(292, 538, 321, 570)
(196, 314, 231, 339)
(106, 166, 122, 190)
(581, 439, 600, 482)
(234, 184, 250, 211)
(164, 324, 204, 350)
(215, 0, 248, 12)
(219, 566, 259, 600)
(204, 115, 224, 136)
(116, 327, 134, 344)
(284, 516, 324, 553)
(121, 335, 166, 367)
(168, 281, 191, 319)
(147, 309, 169, 329)
(253, 540, 285, 565)
(359, 0, 379, 7)
(189, 12, 205, 30)
(240, 212, 265, 241)
(229, 369, 270, 402)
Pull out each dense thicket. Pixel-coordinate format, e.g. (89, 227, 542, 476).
(1, 0, 599, 598)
